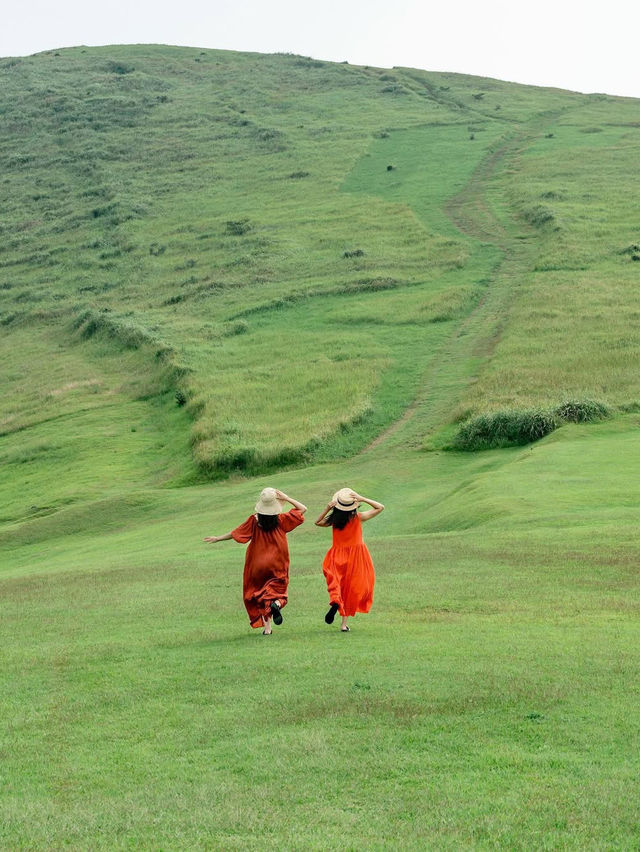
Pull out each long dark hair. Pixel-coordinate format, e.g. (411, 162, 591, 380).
(257, 513, 280, 532)
(328, 507, 357, 530)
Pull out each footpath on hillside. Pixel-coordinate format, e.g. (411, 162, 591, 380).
(363, 109, 573, 455)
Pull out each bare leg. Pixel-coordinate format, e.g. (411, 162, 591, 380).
(262, 615, 272, 635)
(341, 616, 350, 632)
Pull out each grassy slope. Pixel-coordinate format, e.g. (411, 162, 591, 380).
(2, 423, 639, 848)
(1, 46, 640, 848)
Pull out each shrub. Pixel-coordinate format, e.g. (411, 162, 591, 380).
(223, 320, 249, 336)
(620, 243, 640, 255)
(106, 61, 135, 75)
(522, 205, 555, 227)
(225, 219, 251, 236)
(452, 408, 558, 451)
(163, 293, 185, 306)
(92, 204, 115, 219)
(554, 399, 611, 423)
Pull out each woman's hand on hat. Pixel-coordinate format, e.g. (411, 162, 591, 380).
(274, 489, 288, 502)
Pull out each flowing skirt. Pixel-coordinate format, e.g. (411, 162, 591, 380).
(322, 543, 374, 617)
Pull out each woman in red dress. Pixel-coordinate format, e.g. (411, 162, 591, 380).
(204, 488, 306, 634)
(315, 488, 385, 632)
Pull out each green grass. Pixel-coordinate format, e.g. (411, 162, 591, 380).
(2, 422, 640, 848)
(2, 45, 640, 848)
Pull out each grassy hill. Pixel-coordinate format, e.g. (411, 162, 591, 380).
(1, 46, 639, 848)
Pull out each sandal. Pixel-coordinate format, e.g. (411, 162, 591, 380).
(262, 629, 272, 635)
(325, 602, 339, 624)
(270, 600, 283, 625)
(341, 626, 350, 632)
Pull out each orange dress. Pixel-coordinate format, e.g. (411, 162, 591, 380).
(231, 509, 304, 628)
(322, 514, 375, 617)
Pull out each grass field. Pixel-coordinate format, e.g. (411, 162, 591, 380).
(1, 45, 640, 848)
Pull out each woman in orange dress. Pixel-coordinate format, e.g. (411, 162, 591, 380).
(204, 488, 306, 634)
(315, 488, 385, 632)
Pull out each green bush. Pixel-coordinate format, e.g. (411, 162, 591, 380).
(522, 204, 555, 227)
(554, 399, 611, 423)
(106, 61, 135, 75)
(452, 408, 558, 451)
(225, 219, 251, 236)
(223, 320, 249, 336)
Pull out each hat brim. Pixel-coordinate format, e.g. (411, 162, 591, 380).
(255, 500, 283, 515)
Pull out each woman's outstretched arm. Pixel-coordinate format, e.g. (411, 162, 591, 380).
(203, 531, 233, 543)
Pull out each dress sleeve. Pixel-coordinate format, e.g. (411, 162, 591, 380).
(231, 515, 255, 543)
(278, 508, 305, 533)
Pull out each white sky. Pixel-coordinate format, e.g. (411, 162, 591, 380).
(3, 0, 640, 98)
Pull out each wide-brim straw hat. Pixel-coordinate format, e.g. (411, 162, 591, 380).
(333, 488, 359, 512)
(255, 487, 283, 515)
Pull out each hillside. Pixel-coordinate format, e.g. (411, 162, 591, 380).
(2, 45, 639, 513)
(1, 46, 640, 848)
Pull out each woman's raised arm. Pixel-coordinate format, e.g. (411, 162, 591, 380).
(353, 493, 385, 522)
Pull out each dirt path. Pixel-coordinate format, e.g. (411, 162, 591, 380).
(361, 112, 568, 455)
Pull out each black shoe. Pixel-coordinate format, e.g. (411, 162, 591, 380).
(325, 602, 339, 624)
(270, 600, 283, 625)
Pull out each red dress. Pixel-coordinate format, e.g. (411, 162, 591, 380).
(322, 514, 375, 617)
(231, 509, 304, 628)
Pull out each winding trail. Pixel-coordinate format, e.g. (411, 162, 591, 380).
(361, 110, 570, 454)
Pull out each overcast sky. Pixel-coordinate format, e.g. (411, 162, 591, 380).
(3, 0, 639, 98)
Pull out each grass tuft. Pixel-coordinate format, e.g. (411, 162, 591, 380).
(554, 399, 611, 423)
(452, 408, 558, 451)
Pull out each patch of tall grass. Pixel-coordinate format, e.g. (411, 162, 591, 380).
(452, 398, 611, 450)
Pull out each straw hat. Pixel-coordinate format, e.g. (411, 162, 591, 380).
(333, 488, 359, 512)
(255, 487, 283, 515)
